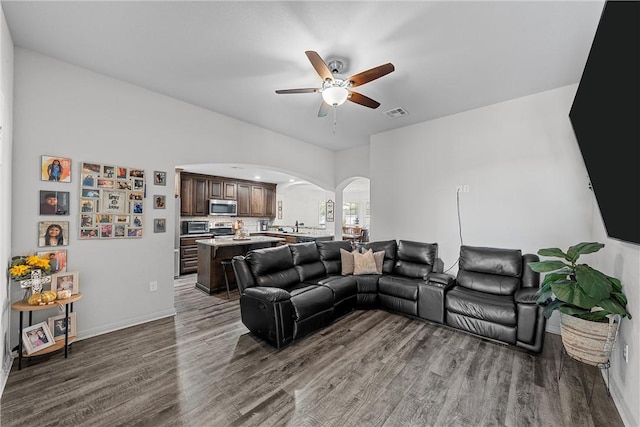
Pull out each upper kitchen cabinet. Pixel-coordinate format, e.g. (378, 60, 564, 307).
(237, 182, 276, 218)
(180, 172, 210, 216)
(181, 172, 276, 218)
(265, 186, 276, 218)
(209, 178, 237, 200)
(237, 183, 251, 216)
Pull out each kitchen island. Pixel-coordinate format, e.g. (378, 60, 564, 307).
(251, 231, 334, 244)
(195, 236, 284, 295)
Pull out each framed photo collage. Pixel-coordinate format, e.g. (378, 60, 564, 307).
(79, 162, 146, 239)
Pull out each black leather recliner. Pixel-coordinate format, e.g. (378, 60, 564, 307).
(444, 245, 546, 353)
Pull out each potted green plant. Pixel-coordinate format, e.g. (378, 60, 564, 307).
(528, 242, 632, 365)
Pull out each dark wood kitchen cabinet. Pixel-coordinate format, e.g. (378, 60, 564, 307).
(265, 186, 276, 218)
(251, 185, 265, 216)
(181, 172, 276, 218)
(236, 183, 251, 216)
(180, 173, 210, 216)
(209, 178, 236, 200)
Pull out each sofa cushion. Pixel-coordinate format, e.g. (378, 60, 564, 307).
(354, 250, 378, 275)
(378, 276, 420, 301)
(459, 246, 522, 277)
(394, 240, 437, 279)
(290, 242, 321, 264)
(373, 250, 384, 274)
(245, 245, 300, 289)
(289, 285, 334, 321)
(457, 246, 523, 295)
(340, 248, 355, 275)
(361, 240, 397, 274)
(290, 242, 328, 282)
(317, 240, 353, 275)
(445, 287, 517, 326)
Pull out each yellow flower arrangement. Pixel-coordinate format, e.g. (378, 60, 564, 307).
(8, 254, 51, 281)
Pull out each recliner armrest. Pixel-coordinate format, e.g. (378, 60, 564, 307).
(243, 286, 291, 303)
(425, 272, 455, 288)
(515, 287, 539, 304)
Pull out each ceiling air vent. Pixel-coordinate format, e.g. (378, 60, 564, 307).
(384, 107, 409, 119)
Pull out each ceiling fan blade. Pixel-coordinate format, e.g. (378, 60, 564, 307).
(318, 101, 331, 117)
(348, 91, 381, 109)
(305, 51, 334, 83)
(275, 88, 319, 94)
(348, 63, 395, 87)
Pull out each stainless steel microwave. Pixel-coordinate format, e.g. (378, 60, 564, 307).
(209, 199, 237, 216)
(182, 221, 209, 234)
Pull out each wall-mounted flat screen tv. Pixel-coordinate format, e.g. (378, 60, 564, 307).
(569, 1, 640, 245)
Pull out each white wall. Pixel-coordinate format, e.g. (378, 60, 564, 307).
(370, 84, 639, 426)
(11, 49, 337, 344)
(273, 183, 334, 229)
(0, 5, 13, 393)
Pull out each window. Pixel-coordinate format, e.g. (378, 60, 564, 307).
(343, 202, 360, 226)
(319, 201, 326, 225)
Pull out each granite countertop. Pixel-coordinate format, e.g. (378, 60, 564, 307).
(196, 236, 284, 247)
(251, 231, 334, 239)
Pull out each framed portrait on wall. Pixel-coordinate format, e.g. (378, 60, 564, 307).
(41, 156, 71, 182)
(38, 221, 69, 247)
(39, 191, 69, 215)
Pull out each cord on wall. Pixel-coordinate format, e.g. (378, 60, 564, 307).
(443, 187, 464, 273)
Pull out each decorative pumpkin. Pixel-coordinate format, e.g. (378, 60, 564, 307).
(27, 290, 57, 306)
(57, 289, 72, 300)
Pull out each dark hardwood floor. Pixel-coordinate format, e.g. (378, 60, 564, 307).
(1, 280, 624, 426)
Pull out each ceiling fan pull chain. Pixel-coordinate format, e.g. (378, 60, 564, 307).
(333, 105, 338, 134)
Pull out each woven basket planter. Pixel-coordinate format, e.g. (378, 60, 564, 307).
(560, 313, 620, 366)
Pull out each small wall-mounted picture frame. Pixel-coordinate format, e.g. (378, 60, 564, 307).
(79, 228, 99, 239)
(97, 179, 114, 189)
(101, 190, 128, 214)
(132, 201, 143, 214)
(41, 156, 72, 182)
(103, 165, 115, 178)
(82, 188, 100, 198)
(154, 218, 166, 233)
(100, 224, 113, 238)
(39, 190, 70, 215)
(81, 199, 96, 213)
(38, 221, 69, 247)
(154, 171, 167, 186)
(326, 200, 335, 222)
(51, 271, 79, 295)
(154, 195, 166, 209)
(48, 312, 77, 341)
(127, 227, 143, 237)
(36, 249, 67, 274)
(22, 321, 55, 355)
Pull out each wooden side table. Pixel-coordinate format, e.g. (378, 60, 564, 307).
(11, 293, 82, 370)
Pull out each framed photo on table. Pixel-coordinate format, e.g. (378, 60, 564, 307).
(22, 322, 55, 354)
(48, 312, 77, 341)
(51, 271, 79, 295)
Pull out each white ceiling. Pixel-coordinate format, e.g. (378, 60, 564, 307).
(1, 1, 604, 182)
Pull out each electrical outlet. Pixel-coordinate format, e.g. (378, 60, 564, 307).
(623, 343, 629, 363)
(149, 281, 158, 292)
(463, 185, 470, 193)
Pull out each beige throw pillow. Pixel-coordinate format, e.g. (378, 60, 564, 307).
(373, 250, 385, 274)
(353, 249, 378, 275)
(340, 248, 354, 275)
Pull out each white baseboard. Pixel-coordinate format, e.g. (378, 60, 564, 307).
(75, 308, 176, 341)
(0, 351, 13, 398)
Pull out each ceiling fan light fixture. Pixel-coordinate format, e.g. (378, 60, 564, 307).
(322, 86, 349, 106)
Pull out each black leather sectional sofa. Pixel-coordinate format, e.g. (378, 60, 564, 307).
(232, 240, 546, 353)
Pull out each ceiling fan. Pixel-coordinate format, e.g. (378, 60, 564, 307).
(276, 51, 395, 117)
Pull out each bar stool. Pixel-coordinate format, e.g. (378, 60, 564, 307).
(221, 259, 234, 299)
